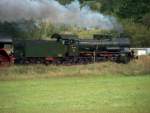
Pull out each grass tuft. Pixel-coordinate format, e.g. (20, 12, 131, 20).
(0, 56, 150, 80)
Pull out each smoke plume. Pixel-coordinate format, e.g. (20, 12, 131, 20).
(0, 0, 122, 30)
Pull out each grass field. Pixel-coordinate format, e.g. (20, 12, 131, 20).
(0, 56, 150, 113)
(0, 75, 150, 113)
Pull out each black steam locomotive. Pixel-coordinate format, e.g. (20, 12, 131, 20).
(0, 33, 135, 65)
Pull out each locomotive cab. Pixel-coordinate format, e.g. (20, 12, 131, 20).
(51, 33, 79, 57)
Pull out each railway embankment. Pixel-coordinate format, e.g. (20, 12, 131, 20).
(0, 56, 149, 80)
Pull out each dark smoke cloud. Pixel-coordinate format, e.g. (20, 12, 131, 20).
(0, 0, 122, 31)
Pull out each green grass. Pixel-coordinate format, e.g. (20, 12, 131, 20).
(0, 75, 150, 113)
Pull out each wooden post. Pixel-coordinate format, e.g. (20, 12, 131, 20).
(93, 51, 96, 63)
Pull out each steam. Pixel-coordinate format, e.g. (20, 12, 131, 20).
(0, 0, 122, 30)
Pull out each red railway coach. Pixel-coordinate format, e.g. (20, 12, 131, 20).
(0, 49, 14, 65)
(0, 36, 13, 66)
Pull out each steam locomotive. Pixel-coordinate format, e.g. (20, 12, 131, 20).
(0, 33, 135, 65)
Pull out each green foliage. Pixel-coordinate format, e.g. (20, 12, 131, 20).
(0, 21, 70, 39)
(57, 0, 73, 5)
(114, 0, 150, 21)
(0, 22, 18, 37)
(98, 0, 116, 14)
(142, 13, 150, 28)
(122, 19, 150, 47)
(82, 1, 102, 12)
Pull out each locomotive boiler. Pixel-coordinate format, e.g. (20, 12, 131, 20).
(78, 35, 133, 63)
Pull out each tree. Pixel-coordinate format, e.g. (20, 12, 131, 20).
(57, 0, 73, 5)
(115, 0, 150, 22)
(142, 13, 150, 28)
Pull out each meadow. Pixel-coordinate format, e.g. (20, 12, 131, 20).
(0, 56, 150, 113)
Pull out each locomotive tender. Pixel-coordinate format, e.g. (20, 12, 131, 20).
(0, 33, 135, 65)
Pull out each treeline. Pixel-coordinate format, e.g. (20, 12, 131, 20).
(59, 0, 150, 47)
(0, 0, 150, 47)
(98, 0, 150, 47)
(0, 21, 70, 39)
